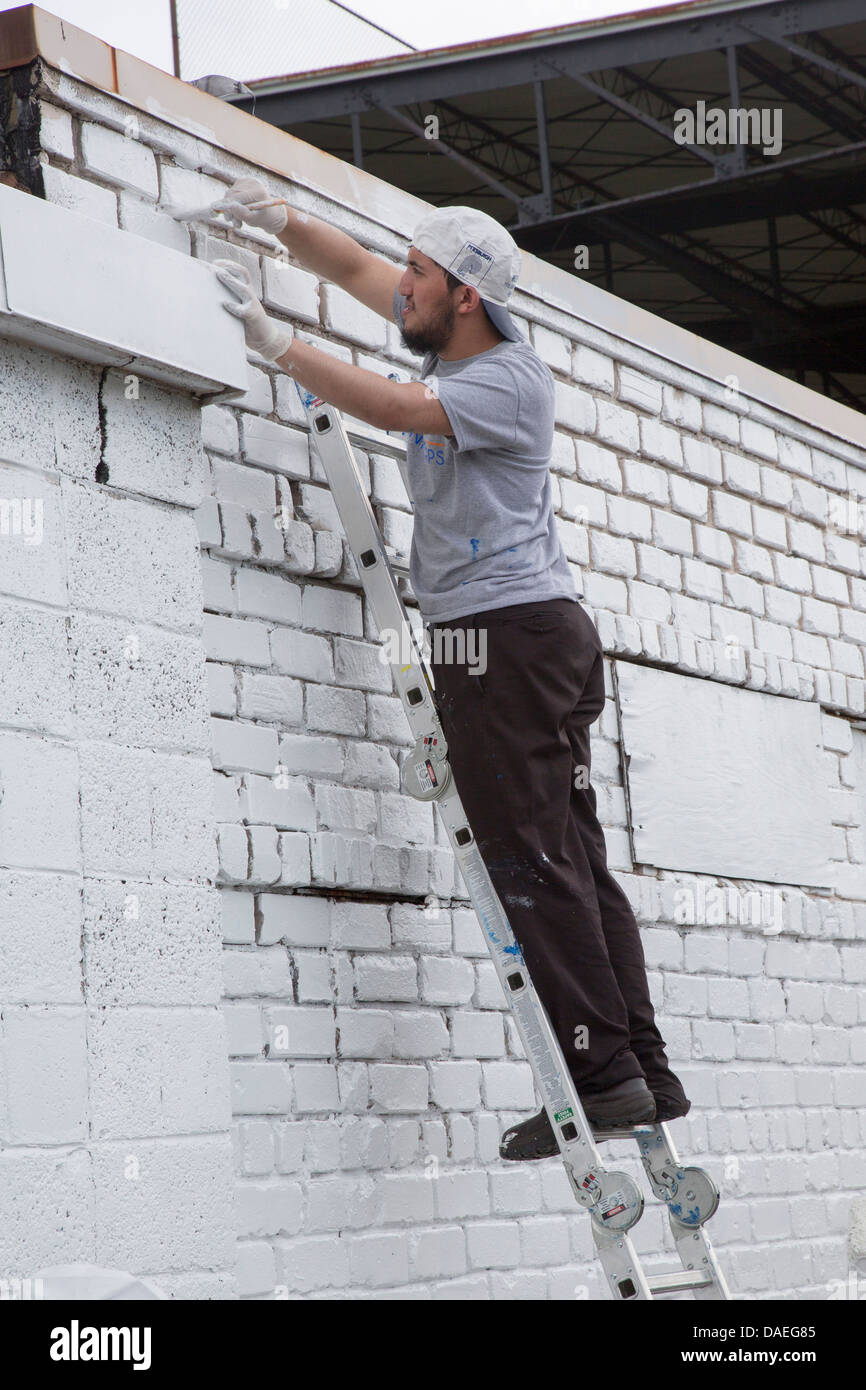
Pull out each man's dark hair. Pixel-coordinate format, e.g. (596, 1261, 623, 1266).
(442, 268, 463, 292)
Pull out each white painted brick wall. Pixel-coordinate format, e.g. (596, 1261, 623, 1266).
(4, 61, 863, 1303)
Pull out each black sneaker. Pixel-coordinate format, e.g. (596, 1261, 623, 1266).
(500, 1078, 657, 1161)
(652, 1098, 692, 1122)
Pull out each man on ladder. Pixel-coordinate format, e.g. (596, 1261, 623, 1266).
(210, 179, 691, 1158)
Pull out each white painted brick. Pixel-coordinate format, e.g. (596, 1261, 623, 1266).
(294, 1062, 340, 1111)
(680, 441, 721, 493)
(723, 450, 763, 496)
(555, 382, 597, 434)
(41, 161, 117, 225)
(420, 956, 475, 1005)
(489, 1168, 541, 1216)
(595, 399, 639, 451)
(619, 366, 661, 413)
(429, 1061, 482, 1110)
(559, 477, 606, 525)
(695, 525, 733, 566)
(211, 718, 279, 775)
(589, 531, 636, 577)
(369, 1064, 428, 1112)
(262, 257, 319, 323)
(81, 123, 159, 197)
(266, 1006, 335, 1058)
(575, 441, 621, 490)
(636, 543, 681, 589)
(702, 402, 741, 444)
(791, 478, 828, 525)
(240, 416, 310, 478)
(202, 404, 240, 455)
(118, 191, 191, 252)
(227, 363, 274, 416)
(652, 509, 692, 554)
(204, 614, 270, 667)
(39, 100, 74, 159)
(248, 826, 281, 883)
(622, 457, 669, 503)
(628, 580, 672, 622)
(661, 386, 702, 431)
(788, 518, 825, 562)
(321, 284, 387, 348)
(773, 552, 812, 592)
(712, 489, 752, 536)
(752, 503, 787, 549)
(812, 449, 848, 490)
(670, 475, 708, 519)
(640, 417, 683, 467)
(741, 418, 778, 460)
(236, 568, 302, 624)
(434, 1171, 490, 1219)
(481, 1061, 536, 1108)
(572, 344, 614, 391)
(531, 324, 571, 372)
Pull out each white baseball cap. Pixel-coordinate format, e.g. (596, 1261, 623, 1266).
(411, 205, 524, 342)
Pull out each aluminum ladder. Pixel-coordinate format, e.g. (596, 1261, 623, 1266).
(293, 384, 732, 1301)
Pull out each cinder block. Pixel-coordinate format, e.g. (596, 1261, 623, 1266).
(84, 880, 223, 1005)
(91, 1136, 235, 1270)
(0, 731, 80, 871)
(89, 1006, 231, 1137)
(3, 1005, 87, 1143)
(0, 606, 72, 737)
(100, 372, 207, 507)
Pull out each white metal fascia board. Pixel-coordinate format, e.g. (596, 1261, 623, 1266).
(0, 183, 248, 395)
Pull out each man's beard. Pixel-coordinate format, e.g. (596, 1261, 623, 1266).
(399, 295, 456, 356)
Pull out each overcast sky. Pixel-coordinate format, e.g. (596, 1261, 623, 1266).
(2, 0, 695, 75)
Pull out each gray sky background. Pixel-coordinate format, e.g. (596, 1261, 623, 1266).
(3, 0, 693, 75)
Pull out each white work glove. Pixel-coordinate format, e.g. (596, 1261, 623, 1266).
(210, 176, 289, 234)
(213, 259, 293, 361)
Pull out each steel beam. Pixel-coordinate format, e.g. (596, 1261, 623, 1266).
(227, 0, 866, 126)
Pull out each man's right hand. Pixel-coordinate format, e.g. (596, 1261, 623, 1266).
(211, 177, 289, 235)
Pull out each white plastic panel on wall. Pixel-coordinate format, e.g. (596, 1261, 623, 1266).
(614, 662, 836, 888)
(0, 183, 247, 394)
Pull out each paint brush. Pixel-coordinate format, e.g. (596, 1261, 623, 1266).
(167, 197, 292, 222)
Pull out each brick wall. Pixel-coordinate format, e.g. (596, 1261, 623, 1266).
(0, 54, 863, 1299)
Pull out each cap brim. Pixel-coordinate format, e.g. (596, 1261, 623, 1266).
(481, 298, 523, 342)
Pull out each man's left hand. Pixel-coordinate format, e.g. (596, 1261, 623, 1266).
(213, 259, 293, 361)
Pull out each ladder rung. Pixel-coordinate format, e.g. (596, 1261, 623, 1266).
(591, 1123, 657, 1141)
(647, 1271, 715, 1294)
(383, 549, 410, 578)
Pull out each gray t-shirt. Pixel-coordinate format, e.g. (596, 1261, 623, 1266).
(392, 287, 580, 624)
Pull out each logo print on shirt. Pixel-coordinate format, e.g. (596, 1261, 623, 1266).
(424, 437, 446, 465)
